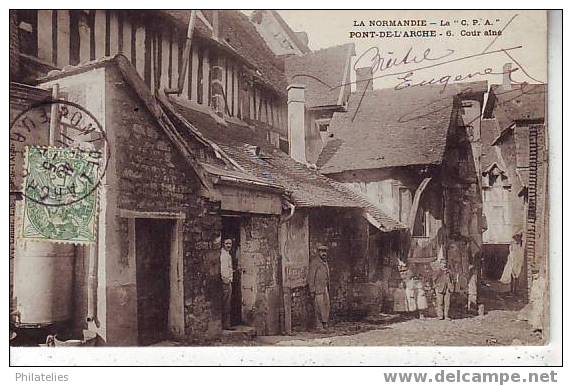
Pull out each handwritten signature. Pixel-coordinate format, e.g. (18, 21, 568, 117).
(354, 46, 456, 76)
(350, 44, 525, 93)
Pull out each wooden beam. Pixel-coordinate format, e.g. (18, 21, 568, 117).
(37, 10, 53, 64)
(109, 12, 119, 56)
(135, 24, 145, 77)
(144, 28, 152, 87)
(121, 17, 132, 62)
(160, 31, 170, 89)
(119, 209, 186, 219)
(190, 45, 199, 101)
(56, 10, 70, 67)
(202, 48, 210, 105)
(79, 12, 91, 63)
(171, 34, 179, 89)
(183, 39, 190, 99)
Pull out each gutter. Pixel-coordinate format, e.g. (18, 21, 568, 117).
(213, 175, 284, 194)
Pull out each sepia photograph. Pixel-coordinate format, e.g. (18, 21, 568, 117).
(7, 7, 561, 367)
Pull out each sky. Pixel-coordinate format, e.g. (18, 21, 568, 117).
(275, 10, 548, 90)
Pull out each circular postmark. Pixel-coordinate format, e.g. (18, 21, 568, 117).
(10, 99, 110, 208)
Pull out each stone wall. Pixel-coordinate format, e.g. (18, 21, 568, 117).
(10, 11, 20, 81)
(239, 215, 281, 335)
(308, 208, 367, 319)
(107, 66, 223, 342)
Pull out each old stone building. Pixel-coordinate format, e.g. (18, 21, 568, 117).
(168, 93, 405, 332)
(10, 10, 406, 344)
(284, 44, 355, 165)
(317, 82, 486, 311)
(481, 78, 548, 330)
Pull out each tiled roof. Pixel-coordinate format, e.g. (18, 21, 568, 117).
(484, 83, 546, 130)
(162, 10, 288, 97)
(10, 83, 51, 110)
(318, 85, 461, 174)
(480, 118, 502, 171)
(285, 43, 354, 109)
(171, 99, 405, 231)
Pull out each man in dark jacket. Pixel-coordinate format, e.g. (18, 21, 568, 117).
(434, 262, 454, 320)
(308, 244, 331, 330)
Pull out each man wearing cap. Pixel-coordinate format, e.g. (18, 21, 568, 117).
(434, 261, 454, 320)
(308, 244, 331, 330)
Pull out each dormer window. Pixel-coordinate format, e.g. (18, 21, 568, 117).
(315, 118, 331, 132)
(315, 118, 331, 142)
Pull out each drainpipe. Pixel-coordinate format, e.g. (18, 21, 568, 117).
(281, 199, 296, 223)
(278, 197, 296, 335)
(48, 84, 59, 144)
(164, 10, 197, 95)
(86, 245, 99, 327)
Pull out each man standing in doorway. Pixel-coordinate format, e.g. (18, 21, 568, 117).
(220, 238, 234, 330)
(434, 261, 454, 320)
(308, 244, 331, 331)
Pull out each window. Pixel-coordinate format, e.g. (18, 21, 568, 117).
(279, 137, 289, 154)
(315, 118, 332, 142)
(18, 10, 38, 56)
(315, 118, 331, 132)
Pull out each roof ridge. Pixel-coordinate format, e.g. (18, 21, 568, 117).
(300, 42, 354, 57)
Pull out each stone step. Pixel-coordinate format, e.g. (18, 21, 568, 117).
(222, 325, 257, 340)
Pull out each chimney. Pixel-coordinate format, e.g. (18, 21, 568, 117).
(287, 84, 306, 163)
(503, 62, 512, 90)
(355, 67, 373, 94)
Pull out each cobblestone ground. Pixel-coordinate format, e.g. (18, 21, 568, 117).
(256, 282, 544, 347)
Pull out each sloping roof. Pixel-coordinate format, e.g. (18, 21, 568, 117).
(480, 118, 503, 171)
(269, 11, 311, 54)
(318, 85, 461, 174)
(170, 99, 405, 231)
(10, 83, 51, 110)
(36, 54, 211, 189)
(285, 43, 354, 109)
(161, 10, 287, 97)
(484, 83, 546, 130)
(171, 101, 354, 207)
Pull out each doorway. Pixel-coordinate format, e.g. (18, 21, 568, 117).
(135, 218, 173, 345)
(221, 215, 242, 327)
(482, 243, 510, 281)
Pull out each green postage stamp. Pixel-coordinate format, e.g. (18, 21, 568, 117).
(22, 146, 102, 244)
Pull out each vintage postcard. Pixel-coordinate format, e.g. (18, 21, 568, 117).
(8, 9, 558, 366)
